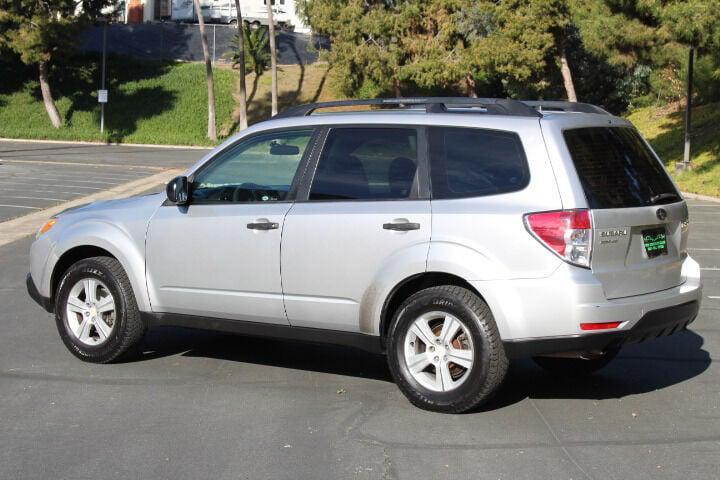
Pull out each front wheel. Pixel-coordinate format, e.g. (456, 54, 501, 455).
(387, 286, 508, 413)
(55, 256, 145, 363)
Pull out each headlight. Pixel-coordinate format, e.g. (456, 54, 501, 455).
(36, 218, 57, 238)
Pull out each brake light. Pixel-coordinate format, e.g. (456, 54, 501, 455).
(580, 322, 621, 331)
(525, 209, 592, 268)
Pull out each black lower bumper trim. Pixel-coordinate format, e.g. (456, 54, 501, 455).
(26, 273, 54, 313)
(503, 300, 700, 359)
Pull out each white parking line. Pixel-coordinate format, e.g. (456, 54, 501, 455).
(709, 296, 720, 299)
(0, 195, 67, 202)
(0, 186, 85, 195)
(15, 171, 148, 181)
(700, 267, 720, 271)
(0, 181, 102, 190)
(0, 158, 166, 171)
(0, 204, 41, 210)
(9, 176, 123, 186)
(689, 248, 720, 251)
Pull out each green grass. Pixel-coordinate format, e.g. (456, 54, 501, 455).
(0, 56, 334, 146)
(628, 102, 720, 197)
(0, 58, 237, 146)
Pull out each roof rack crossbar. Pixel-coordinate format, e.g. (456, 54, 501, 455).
(520, 101, 610, 115)
(275, 97, 542, 118)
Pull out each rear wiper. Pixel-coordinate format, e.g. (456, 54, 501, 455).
(650, 192, 680, 204)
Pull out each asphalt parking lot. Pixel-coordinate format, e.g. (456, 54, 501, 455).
(0, 141, 208, 222)
(0, 141, 718, 479)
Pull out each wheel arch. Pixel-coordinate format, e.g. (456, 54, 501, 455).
(379, 272, 485, 346)
(51, 245, 117, 302)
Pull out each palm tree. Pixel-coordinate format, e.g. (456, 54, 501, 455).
(265, 0, 278, 116)
(193, 0, 217, 140)
(232, 27, 270, 75)
(233, 0, 248, 130)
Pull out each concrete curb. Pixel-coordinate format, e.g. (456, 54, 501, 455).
(0, 168, 183, 248)
(0, 137, 211, 150)
(682, 191, 720, 204)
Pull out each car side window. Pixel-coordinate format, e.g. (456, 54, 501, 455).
(429, 127, 529, 199)
(192, 130, 313, 203)
(309, 128, 418, 200)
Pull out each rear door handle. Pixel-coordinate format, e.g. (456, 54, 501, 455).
(247, 221, 279, 230)
(383, 222, 420, 231)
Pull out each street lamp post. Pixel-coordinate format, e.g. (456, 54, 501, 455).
(677, 47, 694, 173)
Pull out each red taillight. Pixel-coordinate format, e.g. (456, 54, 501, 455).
(580, 322, 621, 331)
(525, 209, 592, 267)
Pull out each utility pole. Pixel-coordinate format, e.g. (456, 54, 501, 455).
(677, 47, 694, 172)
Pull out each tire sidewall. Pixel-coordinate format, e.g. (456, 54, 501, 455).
(55, 259, 130, 362)
(388, 289, 494, 410)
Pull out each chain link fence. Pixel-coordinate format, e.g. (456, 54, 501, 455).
(79, 23, 328, 65)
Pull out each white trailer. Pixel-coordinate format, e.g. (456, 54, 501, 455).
(172, 0, 294, 29)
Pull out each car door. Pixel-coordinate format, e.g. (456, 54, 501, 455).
(146, 128, 316, 324)
(281, 126, 431, 332)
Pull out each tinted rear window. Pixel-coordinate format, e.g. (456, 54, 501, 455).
(309, 128, 418, 200)
(429, 127, 529, 199)
(563, 127, 679, 209)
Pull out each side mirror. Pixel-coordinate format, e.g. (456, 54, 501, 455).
(166, 176, 189, 205)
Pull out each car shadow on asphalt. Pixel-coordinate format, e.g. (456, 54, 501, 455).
(130, 327, 711, 412)
(133, 326, 394, 382)
(477, 330, 712, 412)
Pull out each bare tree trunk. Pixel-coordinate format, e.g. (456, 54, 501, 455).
(465, 73, 477, 98)
(234, 0, 248, 130)
(559, 45, 577, 102)
(194, 0, 217, 140)
(38, 61, 62, 128)
(266, 0, 278, 116)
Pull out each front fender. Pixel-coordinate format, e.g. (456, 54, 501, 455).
(47, 220, 151, 312)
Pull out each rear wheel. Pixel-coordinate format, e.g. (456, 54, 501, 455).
(387, 286, 508, 413)
(533, 349, 619, 376)
(55, 257, 145, 363)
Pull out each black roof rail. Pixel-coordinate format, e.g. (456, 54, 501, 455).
(520, 100, 610, 115)
(275, 97, 542, 118)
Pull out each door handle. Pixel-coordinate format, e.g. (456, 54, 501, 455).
(247, 221, 279, 230)
(383, 222, 420, 231)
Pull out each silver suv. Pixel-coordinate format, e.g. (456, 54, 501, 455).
(27, 98, 702, 412)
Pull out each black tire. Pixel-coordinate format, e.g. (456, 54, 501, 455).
(532, 348, 619, 376)
(387, 286, 508, 413)
(54, 256, 145, 363)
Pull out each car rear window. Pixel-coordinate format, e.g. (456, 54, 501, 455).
(563, 127, 680, 209)
(429, 127, 529, 199)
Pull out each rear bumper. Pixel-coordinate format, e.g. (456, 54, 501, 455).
(503, 300, 699, 358)
(472, 256, 702, 340)
(26, 273, 54, 313)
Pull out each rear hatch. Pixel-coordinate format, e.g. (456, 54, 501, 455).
(563, 126, 689, 299)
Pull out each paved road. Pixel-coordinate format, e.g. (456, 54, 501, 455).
(0, 141, 209, 222)
(0, 142, 717, 478)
